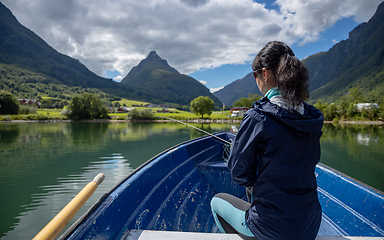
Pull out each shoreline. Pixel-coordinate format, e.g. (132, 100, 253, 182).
(1, 119, 383, 125)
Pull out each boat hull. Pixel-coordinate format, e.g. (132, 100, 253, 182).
(60, 132, 384, 239)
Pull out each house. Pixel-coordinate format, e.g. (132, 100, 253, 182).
(157, 108, 169, 113)
(18, 99, 41, 107)
(146, 104, 157, 108)
(230, 107, 249, 113)
(117, 107, 135, 113)
(355, 103, 379, 111)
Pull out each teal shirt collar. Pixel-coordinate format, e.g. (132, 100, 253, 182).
(265, 87, 280, 99)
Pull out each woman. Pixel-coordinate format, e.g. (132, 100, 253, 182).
(211, 41, 324, 240)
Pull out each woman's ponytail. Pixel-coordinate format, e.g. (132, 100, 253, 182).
(252, 41, 310, 107)
(275, 54, 309, 106)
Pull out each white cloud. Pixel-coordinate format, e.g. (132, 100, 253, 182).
(2, 0, 382, 77)
(199, 80, 207, 85)
(210, 86, 224, 93)
(113, 75, 124, 82)
(275, 0, 382, 45)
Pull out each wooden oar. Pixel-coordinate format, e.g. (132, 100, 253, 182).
(33, 173, 105, 240)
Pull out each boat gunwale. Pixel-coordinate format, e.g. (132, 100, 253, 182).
(317, 162, 384, 197)
(58, 132, 229, 240)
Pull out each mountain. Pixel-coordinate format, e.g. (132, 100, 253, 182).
(302, 1, 384, 104)
(214, 1, 384, 106)
(213, 73, 262, 107)
(0, 2, 153, 102)
(121, 51, 222, 106)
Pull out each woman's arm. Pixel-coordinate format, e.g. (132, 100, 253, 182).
(228, 112, 263, 187)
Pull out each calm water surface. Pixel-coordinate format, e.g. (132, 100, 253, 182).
(0, 122, 383, 239)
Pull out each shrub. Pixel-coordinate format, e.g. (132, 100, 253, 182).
(19, 105, 37, 114)
(332, 118, 339, 123)
(127, 109, 155, 120)
(0, 115, 12, 121)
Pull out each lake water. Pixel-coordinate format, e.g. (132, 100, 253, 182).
(0, 122, 383, 239)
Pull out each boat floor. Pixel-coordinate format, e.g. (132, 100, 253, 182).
(126, 230, 384, 240)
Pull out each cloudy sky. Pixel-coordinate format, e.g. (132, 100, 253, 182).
(2, 0, 383, 92)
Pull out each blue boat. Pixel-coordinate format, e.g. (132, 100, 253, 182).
(59, 132, 384, 239)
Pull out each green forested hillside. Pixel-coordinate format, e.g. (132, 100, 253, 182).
(302, 2, 384, 104)
(0, 63, 115, 101)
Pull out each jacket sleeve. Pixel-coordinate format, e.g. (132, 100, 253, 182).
(228, 111, 263, 187)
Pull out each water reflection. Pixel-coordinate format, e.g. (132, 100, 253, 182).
(70, 122, 109, 149)
(1, 153, 133, 240)
(320, 124, 384, 191)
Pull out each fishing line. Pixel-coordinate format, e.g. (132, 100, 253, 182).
(158, 116, 233, 145)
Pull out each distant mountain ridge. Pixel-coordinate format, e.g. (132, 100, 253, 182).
(213, 73, 262, 107)
(214, 1, 384, 106)
(123, 51, 179, 85)
(121, 51, 222, 106)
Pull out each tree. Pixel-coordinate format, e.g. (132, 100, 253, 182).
(0, 90, 20, 115)
(190, 96, 215, 118)
(348, 88, 364, 103)
(69, 93, 109, 120)
(313, 100, 328, 114)
(323, 103, 339, 121)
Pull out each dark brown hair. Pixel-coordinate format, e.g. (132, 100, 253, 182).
(252, 41, 309, 106)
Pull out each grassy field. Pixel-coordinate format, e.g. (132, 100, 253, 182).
(1, 98, 238, 121)
(109, 98, 235, 120)
(110, 110, 233, 120)
(37, 109, 63, 116)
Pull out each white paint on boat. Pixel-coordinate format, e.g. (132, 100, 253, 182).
(125, 230, 384, 240)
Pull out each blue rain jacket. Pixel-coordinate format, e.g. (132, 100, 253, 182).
(228, 97, 324, 240)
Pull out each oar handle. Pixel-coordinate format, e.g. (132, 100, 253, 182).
(33, 173, 105, 240)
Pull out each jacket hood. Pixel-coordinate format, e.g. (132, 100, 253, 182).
(254, 97, 324, 135)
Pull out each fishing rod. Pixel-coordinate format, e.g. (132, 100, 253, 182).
(159, 116, 233, 145)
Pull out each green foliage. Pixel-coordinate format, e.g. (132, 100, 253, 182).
(313, 100, 328, 114)
(18, 105, 37, 114)
(190, 96, 215, 118)
(0, 90, 20, 114)
(127, 109, 155, 120)
(323, 103, 339, 121)
(233, 93, 262, 108)
(68, 93, 109, 120)
(313, 88, 383, 121)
